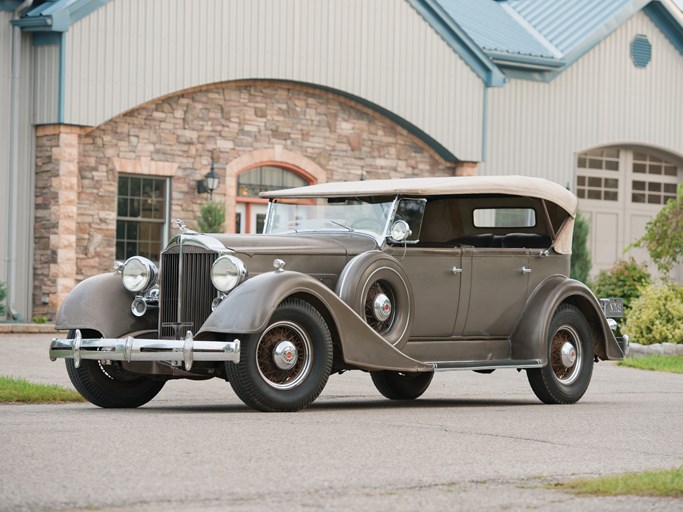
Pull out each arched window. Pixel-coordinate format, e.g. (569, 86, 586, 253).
(235, 165, 312, 233)
(237, 166, 308, 197)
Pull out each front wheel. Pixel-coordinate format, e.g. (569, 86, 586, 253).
(225, 298, 333, 412)
(66, 350, 165, 408)
(371, 371, 434, 400)
(527, 304, 594, 404)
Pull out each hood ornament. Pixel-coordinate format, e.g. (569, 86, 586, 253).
(173, 219, 197, 234)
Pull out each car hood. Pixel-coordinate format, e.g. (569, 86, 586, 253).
(211, 232, 379, 256)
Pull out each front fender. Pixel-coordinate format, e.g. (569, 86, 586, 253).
(198, 271, 432, 372)
(511, 275, 624, 363)
(55, 273, 158, 338)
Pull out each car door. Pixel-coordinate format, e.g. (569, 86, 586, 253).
(387, 246, 463, 338)
(459, 246, 530, 337)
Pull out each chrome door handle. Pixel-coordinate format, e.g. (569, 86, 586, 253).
(452, 266, 463, 274)
(521, 266, 532, 274)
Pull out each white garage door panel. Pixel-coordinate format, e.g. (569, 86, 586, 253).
(594, 212, 619, 265)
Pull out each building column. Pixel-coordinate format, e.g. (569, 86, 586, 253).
(34, 125, 81, 319)
(455, 161, 478, 176)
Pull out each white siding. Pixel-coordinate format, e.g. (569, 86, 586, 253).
(63, 0, 485, 161)
(32, 44, 59, 124)
(0, 13, 35, 319)
(482, 11, 683, 186)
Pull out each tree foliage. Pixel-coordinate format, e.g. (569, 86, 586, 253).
(630, 183, 683, 276)
(570, 210, 591, 283)
(197, 201, 226, 233)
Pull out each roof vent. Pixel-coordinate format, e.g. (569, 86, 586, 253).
(630, 35, 652, 68)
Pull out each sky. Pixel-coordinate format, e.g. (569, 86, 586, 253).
(675, 0, 683, 11)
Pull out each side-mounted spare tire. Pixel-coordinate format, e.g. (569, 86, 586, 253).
(336, 251, 414, 349)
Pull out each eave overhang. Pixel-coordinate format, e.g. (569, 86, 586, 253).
(11, 0, 110, 32)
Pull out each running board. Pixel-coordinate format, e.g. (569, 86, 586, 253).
(431, 359, 543, 371)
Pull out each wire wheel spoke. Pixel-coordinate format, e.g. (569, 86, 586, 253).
(256, 321, 312, 390)
(364, 280, 395, 334)
(550, 326, 582, 385)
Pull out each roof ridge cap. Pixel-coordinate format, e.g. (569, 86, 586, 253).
(499, 1, 563, 58)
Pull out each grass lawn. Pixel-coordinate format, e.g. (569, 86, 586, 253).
(0, 376, 84, 403)
(618, 354, 683, 374)
(551, 467, 683, 498)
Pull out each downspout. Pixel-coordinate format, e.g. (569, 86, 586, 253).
(481, 85, 489, 163)
(7, 0, 34, 319)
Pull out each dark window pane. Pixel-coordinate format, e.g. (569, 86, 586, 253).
(633, 163, 646, 173)
(577, 157, 587, 168)
(604, 178, 618, 189)
(604, 149, 619, 159)
(588, 159, 602, 169)
(117, 197, 128, 216)
(577, 176, 586, 186)
(664, 166, 677, 177)
(587, 190, 601, 200)
(633, 152, 646, 161)
(604, 191, 618, 201)
(632, 192, 646, 203)
(588, 177, 601, 187)
(650, 164, 662, 175)
(577, 189, 586, 199)
(648, 182, 661, 192)
(605, 160, 619, 171)
(647, 194, 660, 204)
(632, 181, 645, 191)
(664, 183, 677, 194)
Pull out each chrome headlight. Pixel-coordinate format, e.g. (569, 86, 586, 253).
(121, 256, 158, 293)
(211, 255, 247, 292)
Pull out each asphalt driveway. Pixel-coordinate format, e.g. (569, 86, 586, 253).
(1, 333, 682, 511)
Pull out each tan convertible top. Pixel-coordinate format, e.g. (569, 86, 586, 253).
(261, 175, 578, 215)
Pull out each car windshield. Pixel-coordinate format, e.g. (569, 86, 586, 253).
(265, 197, 395, 236)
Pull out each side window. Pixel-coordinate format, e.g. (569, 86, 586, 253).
(116, 175, 169, 262)
(392, 198, 426, 243)
(473, 208, 536, 228)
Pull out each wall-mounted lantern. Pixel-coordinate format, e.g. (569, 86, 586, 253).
(197, 161, 220, 201)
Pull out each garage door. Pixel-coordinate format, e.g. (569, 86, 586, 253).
(576, 147, 681, 280)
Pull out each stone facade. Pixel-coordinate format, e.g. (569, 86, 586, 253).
(34, 80, 459, 318)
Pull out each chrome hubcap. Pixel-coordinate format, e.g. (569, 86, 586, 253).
(560, 341, 577, 368)
(373, 293, 392, 322)
(272, 340, 298, 370)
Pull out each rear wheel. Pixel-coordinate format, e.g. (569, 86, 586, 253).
(371, 371, 434, 400)
(225, 298, 333, 412)
(65, 330, 165, 408)
(527, 304, 594, 404)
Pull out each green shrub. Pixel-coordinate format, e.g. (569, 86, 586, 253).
(197, 201, 226, 233)
(623, 283, 683, 345)
(32, 315, 49, 324)
(570, 211, 591, 283)
(0, 281, 6, 317)
(591, 258, 651, 312)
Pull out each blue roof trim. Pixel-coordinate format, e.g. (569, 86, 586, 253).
(32, 31, 61, 45)
(12, 0, 110, 32)
(0, 0, 22, 12)
(645, 2, 683, 56)
(406, 0, 506, 86)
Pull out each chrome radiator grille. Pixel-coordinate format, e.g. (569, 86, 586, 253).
(159, 247, 218, 339)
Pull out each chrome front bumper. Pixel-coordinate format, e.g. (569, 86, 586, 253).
(49, 329, 240, 371)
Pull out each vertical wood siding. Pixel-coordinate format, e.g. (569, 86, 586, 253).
(481, 12, 683, 186)
(63, 0, 484, 161)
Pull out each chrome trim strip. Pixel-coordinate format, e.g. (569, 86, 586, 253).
(431, 359, 543, 371)
(50, 329, 240, 371)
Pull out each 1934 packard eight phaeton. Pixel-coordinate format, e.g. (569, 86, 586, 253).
(50, 176, 628, 411)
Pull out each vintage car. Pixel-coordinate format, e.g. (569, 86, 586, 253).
(50, 175, 628, 411)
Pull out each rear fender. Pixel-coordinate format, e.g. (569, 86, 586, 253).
(55, 273, 157, 338)
(511, 275, 624, 363)
(198, 271, 432, 372)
